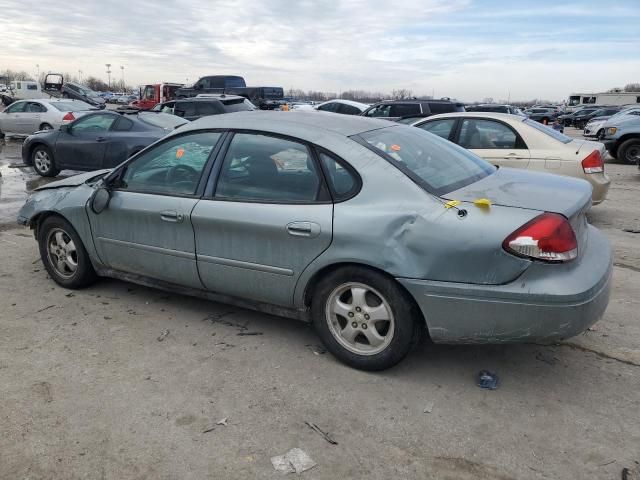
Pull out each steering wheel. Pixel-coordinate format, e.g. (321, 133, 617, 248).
(165, 164, 199, 184)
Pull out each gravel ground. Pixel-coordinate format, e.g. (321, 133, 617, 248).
(0, 127, 639, 479)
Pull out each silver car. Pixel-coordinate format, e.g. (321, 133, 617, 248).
(0, 98, 95, 137)
(17, 111, 612, 370)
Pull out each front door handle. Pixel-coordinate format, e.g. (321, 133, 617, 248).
(286, 221, 320, 238)
(160, 210, 184, 223)
(96, 136, 107, 142)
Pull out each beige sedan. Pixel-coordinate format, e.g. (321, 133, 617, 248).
(412, 112, 610, 204)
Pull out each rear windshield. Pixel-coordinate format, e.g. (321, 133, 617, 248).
(138, 112, 188, 129)
(523, 119, 572, 144)
(222, 98, 256, 112)
(358, 126, 495, 196)
(51, 101, 94, 112)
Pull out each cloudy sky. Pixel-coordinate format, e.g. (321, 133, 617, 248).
(1, 0, 639, 101)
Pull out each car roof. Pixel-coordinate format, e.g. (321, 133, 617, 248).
(320, 99, 369, 108)
(179, 110, 395, 136)
(411, 111, 527, 124)
(194, 94, 246, 101)
(373, 99, 457, 105)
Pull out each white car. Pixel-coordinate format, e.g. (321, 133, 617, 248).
(0, 98, 95, 137)
(586, 107, 640, 138)
(412, 112, 610, 204)
(315, 99, 369, 115)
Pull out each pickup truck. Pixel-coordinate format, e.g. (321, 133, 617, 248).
(175, 75, 284, 110)
(601, 115, 640, 165)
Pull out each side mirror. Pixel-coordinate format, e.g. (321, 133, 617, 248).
(195, 83, 202, 90)
(90, 187, 111, 214)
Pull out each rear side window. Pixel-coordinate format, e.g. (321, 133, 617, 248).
(319, 152, 359, 200)
(196, 102, 223, 116)
(338, 104, 362, 115)
(317, 102, 340, 113)
(417, 119, 456, 139)
(390, 104, 420, 117)
(113, 117, 134, 131)
(428, 103, 458, 114)
(215, 133, 321, 203)
(26, 102, 47, 113)
(358, 126, 495, 196)
(221, 98, 255, 112)
(27, 84, 38, 91)
(175, 102, 197, 117)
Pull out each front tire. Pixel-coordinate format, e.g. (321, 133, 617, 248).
(617, 138, 640, 164)
(38, 216, 97, 289)
(312, 266, 419, 371)
(31, 145, 59, 177)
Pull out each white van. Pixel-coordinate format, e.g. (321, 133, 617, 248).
(9, 80, 44, 100)
(567, 92, 640, 112)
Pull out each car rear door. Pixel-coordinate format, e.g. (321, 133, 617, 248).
(88, 131, 223, 288)
(54, 113, 118, 170)
(457, 118, 530, 168)
(191, 132, 333, 307)
(25, 101, 47, 132)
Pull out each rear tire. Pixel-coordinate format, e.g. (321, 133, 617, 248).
(618, 138, 640, 164)
(542, 117, 549, 125)
(31, 144, 59, 177)
(38, 216, 97, 289)
(311, 266, 419, 371)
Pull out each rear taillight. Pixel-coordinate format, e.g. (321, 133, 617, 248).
(581, 150, 603, 174)
(503, 213, 577, 262)
(62, 112, 75, 121)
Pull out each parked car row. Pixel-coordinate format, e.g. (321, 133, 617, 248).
(0, 99, 97, 137)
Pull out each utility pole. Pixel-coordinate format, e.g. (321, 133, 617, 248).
(78, 70, 83, 83)
(36, 64, 39, 81)
(120, 65, 125, 88)
(105, 63, 112, 89)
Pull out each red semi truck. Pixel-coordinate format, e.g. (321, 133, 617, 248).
(130, 83, 183, 110)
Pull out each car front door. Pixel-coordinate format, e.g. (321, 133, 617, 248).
(88, 131, 223, 288)
(191, 132, 333, 307)
(54, 113, 118, 170)
(0, 100, 28, 133)
(457, 118, 530, 168)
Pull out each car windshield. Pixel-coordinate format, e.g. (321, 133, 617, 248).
(358, 126, 495, 196)
(138, 112, 188, 129)
(523, 119, 572, 143)
(50, 101, 94, 112)
(222, 98, 255, 112)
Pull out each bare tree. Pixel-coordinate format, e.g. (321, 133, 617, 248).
(391, 89, 413, 100)
(624, 83, 640, 92)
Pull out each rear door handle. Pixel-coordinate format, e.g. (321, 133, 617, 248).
(160, 210, 183, 223)
(286, 221, 320, 238)
(96, 136, 107, 142)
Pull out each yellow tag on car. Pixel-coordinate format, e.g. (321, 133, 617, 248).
(473, 198, 492, 207)
(444, 200, 461, 209)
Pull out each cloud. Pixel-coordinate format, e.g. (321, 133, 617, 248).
(0, 0, 638, 101)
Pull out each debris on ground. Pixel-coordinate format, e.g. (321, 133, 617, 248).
(157, 329, 170, 342)
(202, 426, 216, 434)
(305, 421, 338, 445)
(306, 344, 327, 355)
(271, 448, 317, 474)
(423, 401, 434, 414)
(65, 292, 75, 298)
(216, 418, 228, 426)
(237, 331, 263, 336)
(477, 370, 499, 390)
(36, 305, 55, 313)
(622, 228, 640, 234)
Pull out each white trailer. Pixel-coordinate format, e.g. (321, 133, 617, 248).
(566, 91, 640, 112)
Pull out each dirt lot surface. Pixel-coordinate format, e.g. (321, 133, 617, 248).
(1, 128, 639, 479)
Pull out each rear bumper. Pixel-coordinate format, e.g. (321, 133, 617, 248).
(587, 172, 610, 205)
(398, 226, 612, 344)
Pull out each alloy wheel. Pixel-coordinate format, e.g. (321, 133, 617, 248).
(325, 282, 395, 356)
(34, 150, 51, 173)
(46, 228, 78, 278)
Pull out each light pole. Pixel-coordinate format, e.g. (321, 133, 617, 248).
(105, 63, 112, 89)
(120, 65, 125, 89)
(36, 64, 39, 81)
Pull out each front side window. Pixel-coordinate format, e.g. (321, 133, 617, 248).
(215, 133, 321, 202)
(27, 84, 38, 91)
(416, 119, 456, 139)
(120, 132, 220, 195)
(459, 119, 518, 149)
(365, 104, 392, 117)
(358, 126, 495, 196)
(569, 95, 580, 106)
(142, 86, 155, 100)
(5, 101, 27, 113)
(71, 114, 117, 132)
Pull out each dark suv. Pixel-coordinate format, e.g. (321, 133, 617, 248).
(361, 99, 465, 122)
(465, 104, 524, 115)
(152, 96, 255, 121)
